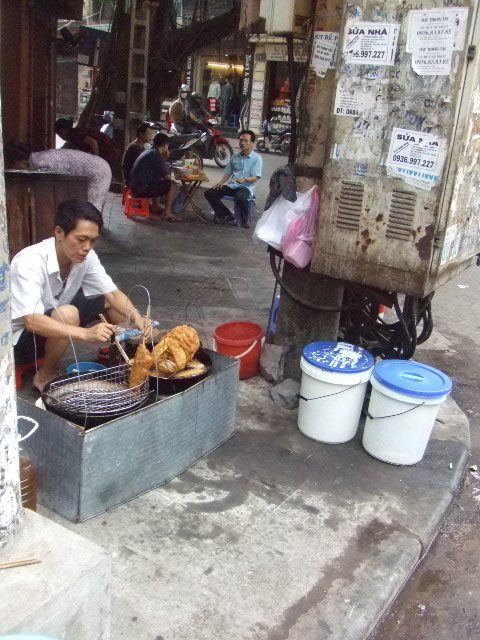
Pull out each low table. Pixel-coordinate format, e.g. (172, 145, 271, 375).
(174, 169, 209, 223)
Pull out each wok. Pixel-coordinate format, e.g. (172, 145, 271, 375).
(149, 349, 212, 395)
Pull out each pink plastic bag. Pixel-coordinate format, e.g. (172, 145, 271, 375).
(282, 186, 319, 268)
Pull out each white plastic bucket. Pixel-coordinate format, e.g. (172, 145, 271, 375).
(363, 361, 451, 465)
(298, 354, 373, 444)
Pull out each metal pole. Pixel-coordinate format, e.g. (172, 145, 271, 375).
(0, 92, 22, 549)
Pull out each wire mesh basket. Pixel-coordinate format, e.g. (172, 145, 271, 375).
(43, 364, 149, 418)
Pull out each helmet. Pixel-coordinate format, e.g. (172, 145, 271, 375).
(180, 84, 190, 92)
(191, 92, 202, 100)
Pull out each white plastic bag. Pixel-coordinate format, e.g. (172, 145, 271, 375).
(252, 188, 317, 250)
(252, 196, 299, 249)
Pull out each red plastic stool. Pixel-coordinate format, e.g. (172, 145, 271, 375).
(15, 358, 45, 390)
(125, 195, 150, 220)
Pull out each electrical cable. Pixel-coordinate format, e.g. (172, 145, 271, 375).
(268, 248, 434, 359)
(269, 249, 363, 313)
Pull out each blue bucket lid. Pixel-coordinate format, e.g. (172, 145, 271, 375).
(302, 341, 374, 373)
(373, 360, 452, 398)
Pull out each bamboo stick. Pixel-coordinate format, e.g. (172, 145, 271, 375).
(0, 558, 41, 570)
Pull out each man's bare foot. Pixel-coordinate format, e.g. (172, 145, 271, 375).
(33, 369, 58, 392)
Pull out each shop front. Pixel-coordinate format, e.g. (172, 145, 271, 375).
(247, 36, 308, 135)
(192, 52, 244, 125)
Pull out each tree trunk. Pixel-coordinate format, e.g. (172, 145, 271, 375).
(0, 93, 22, 549)
(274, 0, 345, 381)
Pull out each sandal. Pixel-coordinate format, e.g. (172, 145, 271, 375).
(161, 214, 182, 223)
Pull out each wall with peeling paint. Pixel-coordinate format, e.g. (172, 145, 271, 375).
(312, 0, 480, 297)
(0, 92, 21, 549)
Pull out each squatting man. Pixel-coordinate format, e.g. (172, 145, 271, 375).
(11, 199, 151, 392)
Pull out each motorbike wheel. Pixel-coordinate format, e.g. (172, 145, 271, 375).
(214, 142, 233, 168)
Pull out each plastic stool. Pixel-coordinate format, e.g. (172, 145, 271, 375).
(125, 195, 150, 220)
(122, 185, 130, 206)
(222, 195, 256, 227)
(15, 358, 45, 390)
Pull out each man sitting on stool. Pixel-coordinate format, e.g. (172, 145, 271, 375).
(204, 129, 262, 228)
(11, 199, 151, 391)
(130, 132, 180, 222)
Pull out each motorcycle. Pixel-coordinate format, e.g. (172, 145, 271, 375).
(256, 117, 291, 155)
(192, 118, 233, 168)
(144, 120, 207, 170)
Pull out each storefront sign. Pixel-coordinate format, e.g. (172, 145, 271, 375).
(183, 55, 193, 89)
(265, 43, 307, 62)
(343, 21, 400, 66)
(240, 47, 254, 130)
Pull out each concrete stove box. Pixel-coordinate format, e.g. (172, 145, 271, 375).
(17, 350, 238, 522)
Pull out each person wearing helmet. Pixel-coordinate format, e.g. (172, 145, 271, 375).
(169, 84, 196, 134)
(189, 92, 210, 120)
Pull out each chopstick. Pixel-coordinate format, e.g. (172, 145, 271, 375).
(99, 314, 130, 365)
(142, 304, 151, 344)
(0, 558, 41, 570)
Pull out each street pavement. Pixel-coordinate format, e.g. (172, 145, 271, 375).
(22, 150, 475, 639)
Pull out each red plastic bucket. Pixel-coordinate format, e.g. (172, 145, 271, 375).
(213, 322, 263, 379)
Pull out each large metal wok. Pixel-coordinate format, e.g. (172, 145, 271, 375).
(149, 349, 212, 395)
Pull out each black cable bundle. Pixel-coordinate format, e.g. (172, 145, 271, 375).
(268, 246, 434, 360)
(340, 291, 434, 360)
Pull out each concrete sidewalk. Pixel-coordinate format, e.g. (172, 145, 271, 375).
(33, 176, 469, 639)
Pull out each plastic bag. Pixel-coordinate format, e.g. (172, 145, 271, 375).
(281, 186, 319, 269)
(172, 189, 187, 214)
(252, 189, 314, 249)
(252, 196, 298, 249)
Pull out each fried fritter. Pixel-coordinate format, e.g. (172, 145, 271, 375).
(168, 325, 200, 361)
(152, 335, 187, 376)
(129, 343, 154, 388)
(172, 359, 206, 379)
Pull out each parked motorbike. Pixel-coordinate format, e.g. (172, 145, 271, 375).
(256, 118, 291, 155)
(145, 120, 207, 169)
(193, 119, 233, 168)
(167, 117, 233, 168)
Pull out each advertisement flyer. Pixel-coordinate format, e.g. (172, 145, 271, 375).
(386, 128, 446, 190)
(311, 32, 338, 77)
(343, 21, 400, 65)
(334, 81, 373, 117)
(406, 8, 468, 75)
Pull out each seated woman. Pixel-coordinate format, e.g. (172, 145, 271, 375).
(55, 118, 118, 167)
(5, 142, 112, 214)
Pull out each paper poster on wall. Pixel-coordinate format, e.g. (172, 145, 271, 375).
(440, 224, 459, 264)
(406, 8, 467, 76)
(311, 32, 339, 77)
(333, 82, 364, 117)
(386, 128, 446, 190)
(333, 79, 377, 117)
(407, 8, 468, 52)
(343, 21, 400, 65)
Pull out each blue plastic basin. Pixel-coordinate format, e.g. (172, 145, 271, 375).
(66, 361, 107, 375)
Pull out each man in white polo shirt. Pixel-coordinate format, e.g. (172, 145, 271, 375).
(11, 199, 150, 391)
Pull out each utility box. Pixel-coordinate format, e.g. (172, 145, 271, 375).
(311, 0, 480, 297)
(259, 0, 311, 36)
